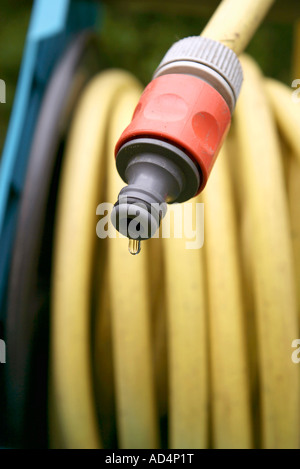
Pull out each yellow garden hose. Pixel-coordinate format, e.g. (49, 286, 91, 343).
(50, 70, 142, 449)
(287, 154, 300, 327)
(106, 85, 160, 449)
(48, 1, 300, 450)
(264, 79, 300, 163)
(203, 141, 253, 449)
(93, 254, 117, 448)
(225, 127, 260, 416)
(147, 237, 168, 438)
(234, 55, 300, 449)
(264, 79, 300, 325)
(50, 64, 300, 450)
(162, 199, 208, 449)
(201, 0, 275, 55)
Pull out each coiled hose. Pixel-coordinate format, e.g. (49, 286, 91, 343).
(49, 0, 300, 450)
(49, 57, 300, 449)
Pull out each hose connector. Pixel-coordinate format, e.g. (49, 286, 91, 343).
(111, 37, 243, 243)
(154, 36, 243, 112)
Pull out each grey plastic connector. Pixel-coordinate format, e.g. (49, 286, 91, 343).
(153, 36, 243, 112)
(111, 138, 200, 240)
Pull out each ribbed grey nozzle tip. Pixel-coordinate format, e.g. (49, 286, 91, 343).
(111, 137, 201, 241)
(111, 197, 164, 240)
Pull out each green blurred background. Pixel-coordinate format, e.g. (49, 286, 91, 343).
(0, 0, 297, 154)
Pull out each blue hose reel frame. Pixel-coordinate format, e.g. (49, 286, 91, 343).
(0, 0, 101, 313)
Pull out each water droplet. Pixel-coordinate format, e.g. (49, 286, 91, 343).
(128, 239, 141, 255)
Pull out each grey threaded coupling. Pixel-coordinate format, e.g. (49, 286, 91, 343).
(153, 36, 243, 113)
